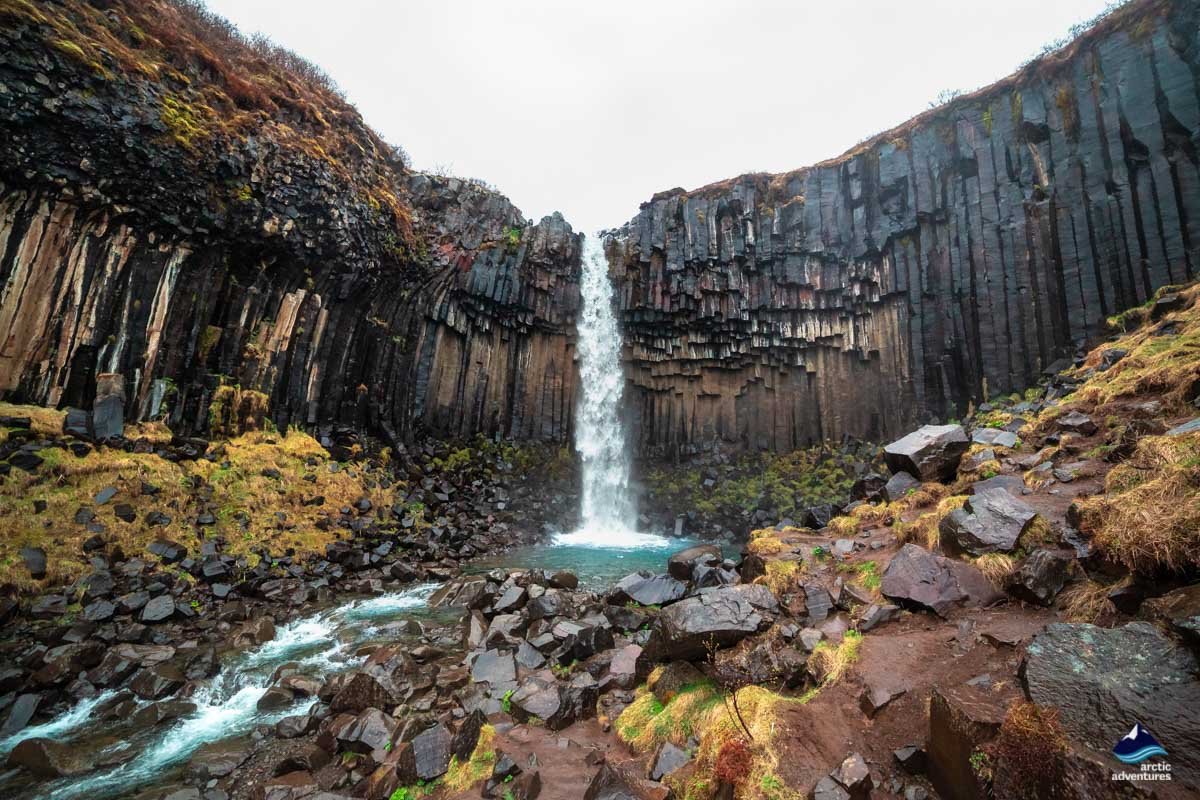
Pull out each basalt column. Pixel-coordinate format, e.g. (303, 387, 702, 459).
(611, 0, 1200, 456)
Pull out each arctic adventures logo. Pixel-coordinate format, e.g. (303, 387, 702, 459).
(1111, 723, 1172, 783)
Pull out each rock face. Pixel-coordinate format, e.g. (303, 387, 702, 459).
(1023, 622, 1200, 787)
(0, 2, 580, 444)
(609, 0, 1200, 454)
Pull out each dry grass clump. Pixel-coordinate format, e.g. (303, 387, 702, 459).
(897, 495, 969, 550)
(0, 409, 395, 588)
(616, 681, 802, 799)
(1058, 579, 1118, 623)
(826, 515, 859, 537)
(972, 553, 1017, 587)
(807, 630, 863, 686)
(1073, 283, 1200, 412)
(755, 559, 803, 595)
(988, 702, 1069, 800)
(1073, 432, 1200, 573)
(747, 529, 787, 556)
(441, 724, 496, 792)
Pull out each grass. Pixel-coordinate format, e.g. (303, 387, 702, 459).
(806, 630, 862, 685)
(756, 559, 803, 594)
(747, 528, 788, 556)
(0, 404, 396, 588)
(972, 553, 1017, 587)
(895, 495, 968, 550)
(1067, 283, 1200, 414)
(616, 681, 804, 800)
(988, 702, 1069, 800)
(441, 724, 496, 792)
(1058, 579, 1118, 623)
(1073, 432, 1200, 573)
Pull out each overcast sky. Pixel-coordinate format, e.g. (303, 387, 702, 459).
(205, 0, 1116, 233)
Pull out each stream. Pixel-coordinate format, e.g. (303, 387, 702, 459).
(0, 583, 444, 800)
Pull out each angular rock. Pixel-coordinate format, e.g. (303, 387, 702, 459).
(584, 761, 670, 800)
(880, 544, 965, 616)
(610, 572, 687, 607)
(884, 425, 969, 482)
(882, 471, 920, 503)
(644, 585, 774, 661)
(666, 545, 721, 581)
(940, 489, 1038, 556)
(1007, 549, 1073, 605)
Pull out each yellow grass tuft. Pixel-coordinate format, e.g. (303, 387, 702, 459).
(972, 553, 1016, 587)
(441, 724, 496, 792)
(747, 529, 786, 556)
(1058, 579, 1118, 623)
(0, 414, 396, 589)
(806, 630, 863, 686)
(755, 559, 803, 595)
(1074, 433, 1200, 573)
(899, 495, 968, 550)
(616, 681, 804, 800)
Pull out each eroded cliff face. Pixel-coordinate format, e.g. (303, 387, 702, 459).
(0, 0, 580, 443)
(611, 0, 1199, 455)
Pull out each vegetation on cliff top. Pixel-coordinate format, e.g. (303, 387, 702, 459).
(0, 0, 415, 247)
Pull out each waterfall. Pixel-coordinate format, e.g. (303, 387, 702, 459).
(555, 235, 665, 548)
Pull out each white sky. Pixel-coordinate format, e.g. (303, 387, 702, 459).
(205, 0, 1116, 233)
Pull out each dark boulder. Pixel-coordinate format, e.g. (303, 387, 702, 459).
(648, 741, 691, 782)
(1023, 622, 1200, 786)
(666, 545, 721, 581)
(1007, 549, 1074, 605)
(940, 489, 1039, 555)
(882, 471, 920, 503)
(140, 594, 176, 623)
(880, 544, 965, 616)
(643, 585, 775, 661)
(609, 572, 687, 607)
(20, 546, 47, 580)
(584, 761, 670, 800)
(883, 425, 969, 482)
(7, 737, 94, 778)
(1056, 410, 1098, 436)
(333, 708, 397, 753)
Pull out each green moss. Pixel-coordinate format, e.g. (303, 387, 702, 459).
(160, 93, 209, 150)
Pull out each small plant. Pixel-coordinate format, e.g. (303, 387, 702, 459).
(500, 688, 515, 714)
(969, 749, 993, 781)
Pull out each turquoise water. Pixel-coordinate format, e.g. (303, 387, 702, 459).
(470, 538, 737, 590)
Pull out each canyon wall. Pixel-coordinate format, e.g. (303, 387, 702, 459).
(0, 0, 580, 444)
(611, 0, 1199, 455)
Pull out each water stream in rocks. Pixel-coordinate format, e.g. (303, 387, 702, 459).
(555, 234, 665, 549)
(0, 583, 442, 800)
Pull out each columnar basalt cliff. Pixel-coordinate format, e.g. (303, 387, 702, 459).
(0, 0, 580, 444)
(611, 0, 1199, 455)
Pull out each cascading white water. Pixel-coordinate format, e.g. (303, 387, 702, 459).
(555, 234, 666, 548)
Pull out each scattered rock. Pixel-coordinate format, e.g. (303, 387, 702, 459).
(884, 424, 969, 482)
